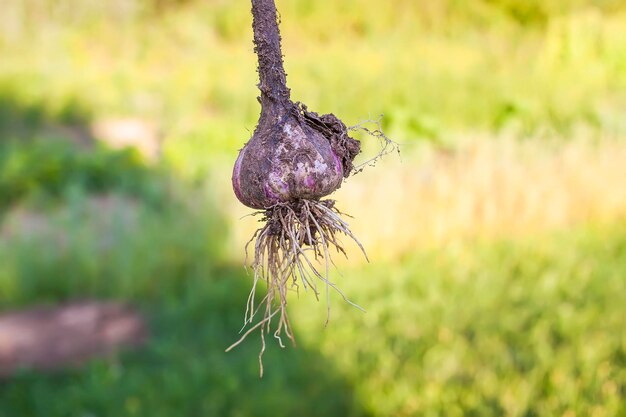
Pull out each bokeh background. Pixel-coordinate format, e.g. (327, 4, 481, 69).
(1, 0, 625, 415)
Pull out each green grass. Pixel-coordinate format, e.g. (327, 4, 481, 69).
(2, 0, 626, 176)
(0, 188, 367, 417)
(0, 140, 163, 212)
(293, 226, 626, 416)
(0, 142, 622, 416)
(0, 200, 624, 415)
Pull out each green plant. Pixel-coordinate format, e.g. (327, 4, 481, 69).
(0, 140, 163, 211)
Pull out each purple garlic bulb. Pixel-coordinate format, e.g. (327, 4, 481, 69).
(232, 109, 352, 209)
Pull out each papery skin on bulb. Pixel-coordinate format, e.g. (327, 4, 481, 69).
(232, 114, 344, 210)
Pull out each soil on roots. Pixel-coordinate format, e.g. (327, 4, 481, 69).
(226, 199, 367, 377)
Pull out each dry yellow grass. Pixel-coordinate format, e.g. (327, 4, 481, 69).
(227, 136, 626, 261)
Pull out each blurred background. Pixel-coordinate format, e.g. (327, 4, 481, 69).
(0, 0, 625, 415)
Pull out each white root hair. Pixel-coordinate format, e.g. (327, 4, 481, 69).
(225, 199, 367, 377)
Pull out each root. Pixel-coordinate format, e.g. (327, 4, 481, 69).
(226, 199, 367, 377)
(349, 117, 400, 174)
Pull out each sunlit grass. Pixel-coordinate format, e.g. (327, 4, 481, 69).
(1, 1, 626, 175)
(291, 223, 626, 416)
(226, 135, 626, 261)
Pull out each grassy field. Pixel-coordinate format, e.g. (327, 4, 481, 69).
(0, 195, 624, 416)
(2, 0, 626, 163)
(1, 0, 625, 416)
